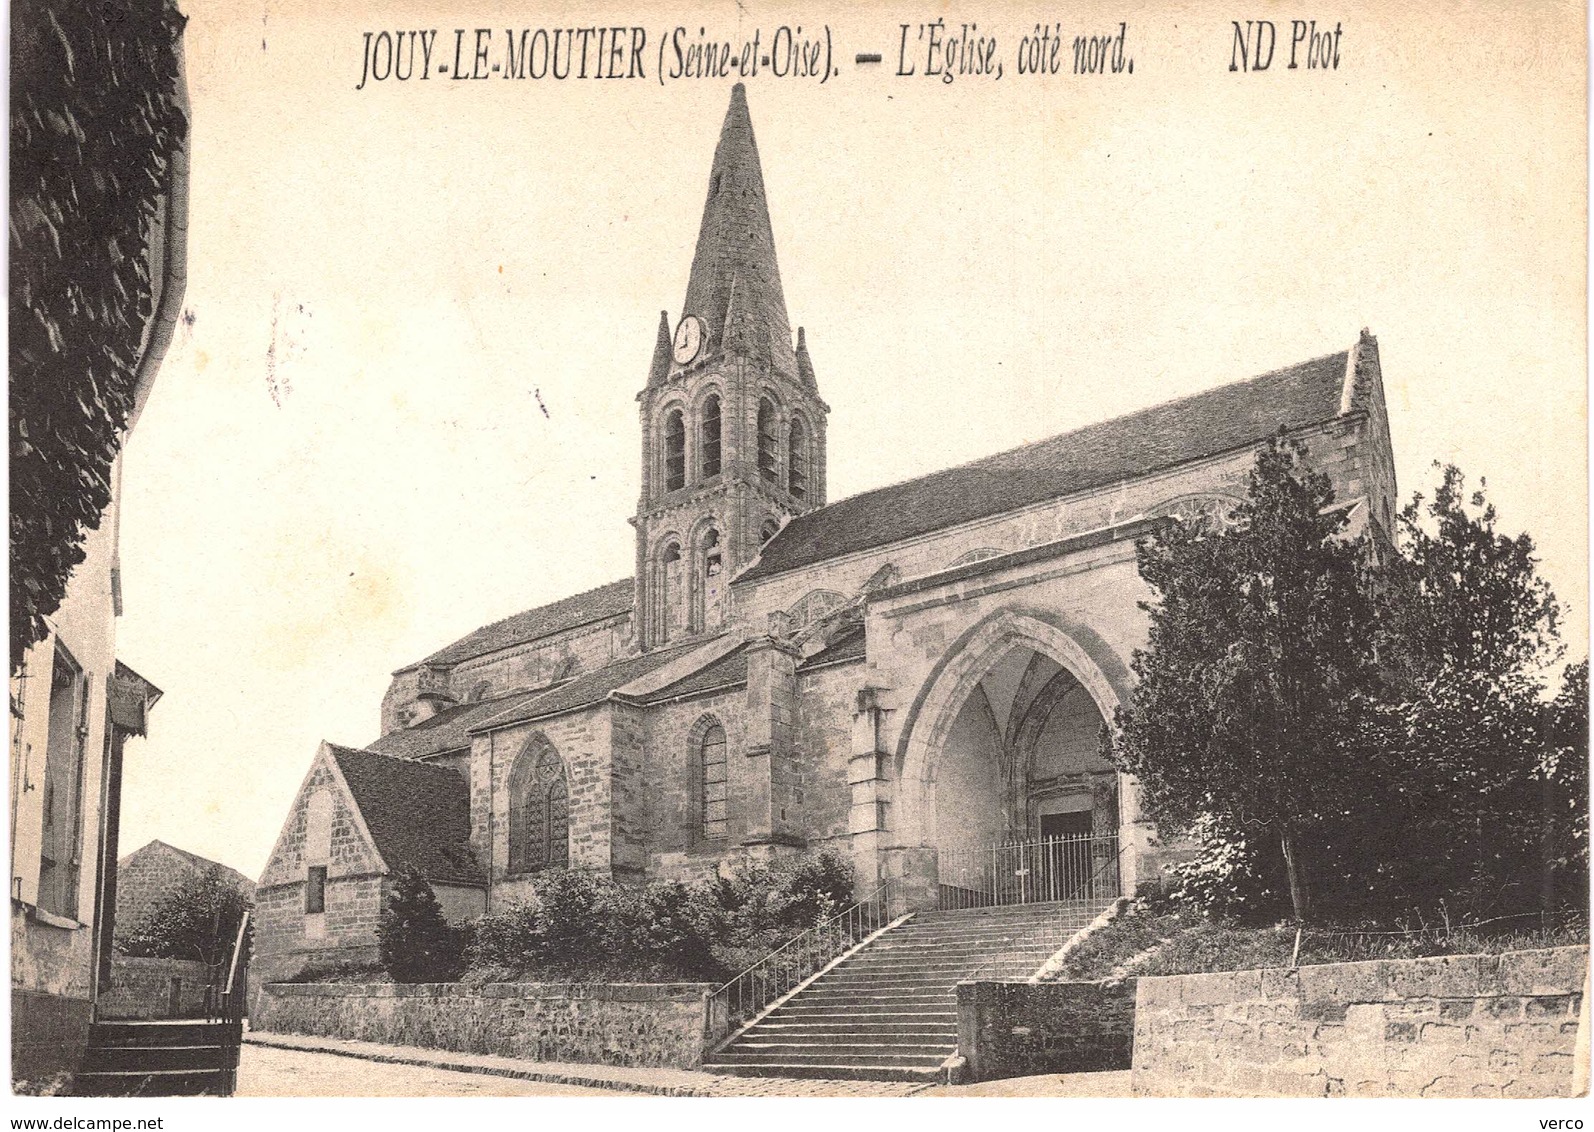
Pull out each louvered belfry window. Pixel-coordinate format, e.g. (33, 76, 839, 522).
(664, 409, 686, 491)
(701, 395, 722, 478)
(757, 400, 778, 483)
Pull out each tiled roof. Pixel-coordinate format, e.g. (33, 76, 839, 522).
(471, 643, 698, 731)
(413, 578, 634, 668)
(737, 350, 1350, 583)
(329, 745, 484, 886)
(643, 644, 750, 703)
(365, 696, 511, 760)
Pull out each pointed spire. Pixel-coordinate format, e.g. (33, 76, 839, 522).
(680, 83, 795, 376)
(647, 310, 671, 387)
(795, 326, 817, 391)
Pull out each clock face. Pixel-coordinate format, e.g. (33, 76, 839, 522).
(672, 315, 703, 365)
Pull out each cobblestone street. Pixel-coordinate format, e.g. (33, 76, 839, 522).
(238, 1043, 622, 1097)
(242, 1033, 936, 1097)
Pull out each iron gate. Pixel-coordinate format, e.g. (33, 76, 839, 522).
(935, 832, 1119, 910)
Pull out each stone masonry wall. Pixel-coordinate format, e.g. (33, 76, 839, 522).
(255, 752, 388, 986)
(957, 979, 1136, 1081)
(256, 981, 717, 1069)
(98, 957, 213, 1020)
(1132, 946, 1588, 1098)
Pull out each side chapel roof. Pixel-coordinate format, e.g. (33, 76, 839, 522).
(328, 745, 484, 886)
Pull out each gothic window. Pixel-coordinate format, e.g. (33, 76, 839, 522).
(663, 409, 686, 492)
(757, 398, 779, 484)
(788, 418, 809, 501)
(700, 395, 722, 478)
(698, 722, 728, 842)
(510, 739, 570, 873)
(760, 517, 781, 544)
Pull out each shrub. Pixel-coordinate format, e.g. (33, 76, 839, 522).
(1164, 814, 1279, 920)
(462, 851, 855, 983)
(378, 866, 470, 982)
(119, 865, 252, 966)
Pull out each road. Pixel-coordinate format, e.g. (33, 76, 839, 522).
(237, 1043, 624, 1097)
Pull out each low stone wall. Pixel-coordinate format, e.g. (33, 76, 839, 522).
(1133, 946, 1588, 1098)
(256, 981, 719, 1069)
(957, 979, 1135, 1081)
(98, 956, 214, 1020)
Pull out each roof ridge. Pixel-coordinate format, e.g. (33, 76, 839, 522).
(405, 575, 634, 671)
(806, 345, 1354, 516)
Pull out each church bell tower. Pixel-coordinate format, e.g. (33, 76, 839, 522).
(634, 84, 828, 650)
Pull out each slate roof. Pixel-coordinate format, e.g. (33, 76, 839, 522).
(737, 350, 1350, 583)
(329, 745, 484, 886)
(365, 696, 511, 760)
(643, 644, 750, 703)
(471, 642, 699, 731)
(412, 578, 633, 668)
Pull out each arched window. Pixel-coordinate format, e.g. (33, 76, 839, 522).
(510, 740, 569, 873)
(760, 517, 781, 544)
(700, 395, 722, 478)
(788, 418, 809, 501)
(699, 723, 728, 842)
(663, 409, 686, 492)
(691, 528, 723, 632)
(756, 399, 778, 484)
(658, 541, 682, 645)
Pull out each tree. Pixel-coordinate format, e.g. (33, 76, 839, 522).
(119, 865, 251, 967)
(1108, 435, 1379, 922)
(377, 866, 468, 983)
(10, 0, 189, 671)
(1369, 466, 1572, 914)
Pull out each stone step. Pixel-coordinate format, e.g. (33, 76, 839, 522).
(744, 1023, 955, 1039)
(81, 1043, 230, 1073)
(711, 1048, 952, 1066)
(71, 1068, 231, 1097)
(702, 1061, 944, 1082)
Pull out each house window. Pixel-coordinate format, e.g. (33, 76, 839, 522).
(788, 418, 809, 501)
(700, 395, 722, 478)
(37, 643, 86, 919)
(305, 866, 327, 914)
(510, 740, 569, 873)
(756, 399, 778, 484)
(699, 724, 728, 842)
(664, 409, 686, 491)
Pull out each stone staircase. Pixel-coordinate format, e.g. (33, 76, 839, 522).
(704, 899, 1111, 1081)
(72, 1019, 241, 1096)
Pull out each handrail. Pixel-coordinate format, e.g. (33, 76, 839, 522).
(708, 879, 895, 1037)
(224, 910, 250, 999)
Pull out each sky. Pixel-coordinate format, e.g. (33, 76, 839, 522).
(111, 0, 1587, 879)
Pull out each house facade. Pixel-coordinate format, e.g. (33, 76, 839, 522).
(9, 17, 190, 1086)
(254, 83, 1398, 983)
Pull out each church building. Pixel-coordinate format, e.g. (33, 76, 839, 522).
(253, 84, 1398, 984)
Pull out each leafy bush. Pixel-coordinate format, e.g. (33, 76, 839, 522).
(119, 865, 251, 966)
(377, 866, 471, 982)
(465, 851, 855, 983)
(1164, 814, 1280, 920)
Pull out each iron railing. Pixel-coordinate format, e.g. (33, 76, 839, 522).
(937, 832, 1119, 910)
(708, 880, 896, 1038)
(203, 911, 250, 1094)
(959, 839, 1127, 982)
